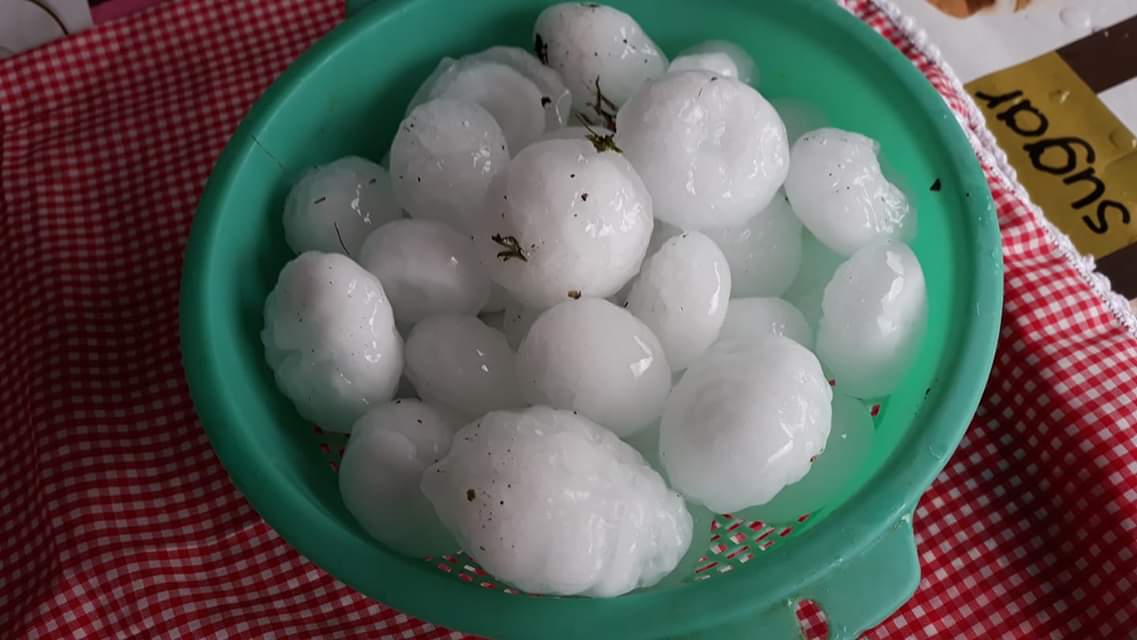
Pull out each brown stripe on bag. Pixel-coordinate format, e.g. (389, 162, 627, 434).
(1057, 16, 1137, 93)
(1095, 241, 1137, 300)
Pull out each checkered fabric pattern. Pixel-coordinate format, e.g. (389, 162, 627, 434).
(0, 0, 1134, 638)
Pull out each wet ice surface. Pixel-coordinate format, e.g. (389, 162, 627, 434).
(533, 2, 667, 115)
(616, 71, 789, 230)
(816, 241, 927, 399)
(660, 337, 832, 513)
(668, 40, 755, 84)
(422, 406, 691, 597)
(262, 252, 403, 433)
(339, 400, 457, 557)
(784, 128, 915, 256)
(474, 139, 653, 310)
(703, 191, 802, 298)
(389, 99, 510, 233)
(740, 394, 874, 525)
(404, 315, 525, 421)
(717, 297, 812, 349)
(282, 156, 402, 257)
(359, 219, 490, 328)
(517, 298, 672, 436)
(626, 231, 731, 371)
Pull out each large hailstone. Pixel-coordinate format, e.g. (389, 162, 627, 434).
(703, 191, 802, 298)
(409, 47, 572, 152)
(741, 395, 874, 524)
(667, 40, 756, 84)
(784, 128, 915, 256)
(389, 99, 509, 232)
(404, 315, 525, 420)
(533, 3, 667, 117)
(816, 241, 927, 399)
(517, 298, 671, 436)
(626, 232, 731, 372)
(422, 406, 692, 597)
(660, 337, 832, 513)
(282, 156, 402, 257)
(717, 297, 811, 349)
(359, 219, 491, 327)
(616, 71, 789, 230)
(339, 400, 457, 557)
(262, 252, 403, 433)
(474, 139, 653, 310)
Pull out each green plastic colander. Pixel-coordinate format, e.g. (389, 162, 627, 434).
(179, 0, 1003, 637)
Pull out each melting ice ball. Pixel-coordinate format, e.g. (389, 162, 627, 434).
(816, 241, 927, 399)
(422, 406, 691, 597)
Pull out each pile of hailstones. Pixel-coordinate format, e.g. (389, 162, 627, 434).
(263, 3, 926, 598)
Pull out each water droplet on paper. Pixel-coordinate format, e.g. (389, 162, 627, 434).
(1049, 89, 1071, 105)
(1108, 128, 1137, 151)
(1059, 7, 1092, 30)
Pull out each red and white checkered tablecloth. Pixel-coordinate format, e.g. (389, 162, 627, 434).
(1, 0, 1135, 638)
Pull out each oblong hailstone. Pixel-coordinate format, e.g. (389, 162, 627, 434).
(422, 406, 692, 597)
(783, 231, 845, 331)
(668, 40, 756, 84)
(475, 139, 653, 310)
(466, 46, 574, 132)
(533, 3, 667, 116)
(408, 52, 559, 152)
(626, 232, 731, 372)
(262, 252, 403, 433)
(741, 395, 874, 524)
(717, 297, 812, 349)
(339, 400, 457, 557)
(784, 128, 915, 256)
(816, 241, 927, 399)
(616, 71, 789, 229)
(517, 298, 671, 436)
(390, 99, 509, 232)
(703, 191, 802, 298)
(359, 219, 490, 327)
(405, 315, 525, 420)
(660, 337, 832, 513)
(282, 156, 402, 257)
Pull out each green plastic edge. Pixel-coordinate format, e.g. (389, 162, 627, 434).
(179, 0, 1003, 637)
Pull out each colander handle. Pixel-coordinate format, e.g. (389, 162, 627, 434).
(678, 515, 919, 640)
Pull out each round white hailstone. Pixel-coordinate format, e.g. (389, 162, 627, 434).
(626, 232, 731, 372)
(535, 124, 613, 144)
(667, 40, 755, 84)
(501, 298, 541, 349)
(784, 128, 915, 256)
(717, 297, 812, 349)
(389, 99, 509, 232)
(339, 400, 457, 557)
(466, 46, 574, 132)
(358, 219, 490, 327)
(282, 156, 403, 257)
(474, 139, 653, 310)
(517, 298, 671, 436)
(482, 284, 510, 313)
(262, 252, 403, 433)
(533, 3, 667, 116)
(409, 55, 552, 153)
(616, 71, 789, 230)
(816, 241, 927, 399)
(660, 337, 832, 513)
(703, 192, 802, 298)
(421, 406, 692, 597)
(404, 315, 525, 420)
(783, 231, 845, 331)
(740, 395, 874, 524)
